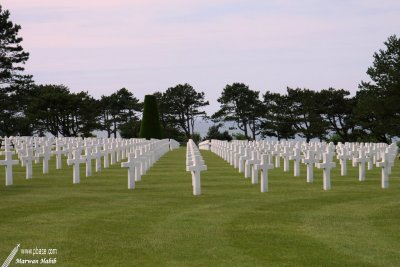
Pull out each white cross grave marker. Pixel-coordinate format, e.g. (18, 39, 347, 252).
(121, 150, 142, 189)
(245, 150, 258, 179)
(187, 156, 207, 196)
(84, 147, 94, 177)
(302, 150, 318, 183)
(257, 154, 274, 192)
(38, 145, 52, 174)
(337, 148, 351, 176)
(52, 142, 66, 170)
(20, 148, 37, 179)
(280, 146, 292, 172)
(289, 148, 303, 177)
(0, 151, 19, 186)
(102, 144, 110, 168)
(67, 150, 86, 184)
(353, 149, 368, 181)
(316, 152, 336, 190)
(239, 148, 251, 173)
(376, 152, 391, 189)
(92, 145, 103, 172)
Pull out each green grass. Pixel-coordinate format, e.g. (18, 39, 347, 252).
(1, 148, 400, 267)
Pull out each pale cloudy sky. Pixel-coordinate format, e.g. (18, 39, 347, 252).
(2, 0, 400, 115)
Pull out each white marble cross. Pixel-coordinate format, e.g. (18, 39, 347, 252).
(145, 144, 152, 168)
(257, 154, 274, 192)
(33, 144, 41, 164)
(110, 142, 117, 165)
(102, 144, 110, 168)
(280, 146, 292, 172)
(84, 147, 94, 177)
(289, 148, 303, 177)
(251, 151, 262, 184)
(66, 143, 74, 161)
(0, 150, 19, 186)
(353, 149, 368, 182)
(245, 150, 259, 179)
(121, 142, 127, 160)
(376, 152, 391, 189)
(137, 146, 148, 176)
(316, 152, 336, 190)
(132, 149, 143, 181)
(238, 148, 251, 173)
(92, 145, 103, 172)
(187, 155, 207, 196)
(272, 145, 281, 168)
(52, 143, 66, 170)
(1, 137, 12, 151)
(67, 150, 86, 184)
(302, 150, 318, 183)
(121, 150, 142, 189)
(38, 145, 52, 174)
(234, 146, 244, 169)
(365, 146, 375, 171)
(116, 142, 122, 162)
(20, 148, 37, 179)
(337, 148, 351, 176)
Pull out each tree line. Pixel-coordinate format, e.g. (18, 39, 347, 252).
(1, 5, 399, 143)
(211, 35, 400, 143)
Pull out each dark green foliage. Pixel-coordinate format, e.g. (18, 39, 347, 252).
(139, 95, 162, 139)
(212, 35, 400, 142)
(119, 120, 141, 138)
(0, 5, 34, 136)
(27, 85, 101, 137)
(318, 88, 357, 142)
(212, 83, 262, 140)
(205, 123, 232, 141)
(356, 35, 400, 143)
(162, 126, 188, 143)
(155, 84, 209, 138)
(232, 132, 248, 140)
(286, 88, 328, 142)
(191, 132, 201, 145)
(261, 91, 296, 140)
(100, 88, 141, 138)
(0, 5, 30, 88)
(153, 91, 188, 142)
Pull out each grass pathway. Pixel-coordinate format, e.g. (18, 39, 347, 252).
(0, 147, 400, 266)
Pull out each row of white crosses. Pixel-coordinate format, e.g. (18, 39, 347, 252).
(210, 139, 398, 191)
(1, 136, 179, 188)
(186, 139, 207, 196)
(3, 136, 148, 185)
(211, 140, 274, 192)
(336, 142, 397, 188)
(121, 139, 173, 189)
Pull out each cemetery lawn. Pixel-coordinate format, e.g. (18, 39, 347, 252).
(1, 148, 400, 267)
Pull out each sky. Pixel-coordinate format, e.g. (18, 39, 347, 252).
(2, 0, 400, 118)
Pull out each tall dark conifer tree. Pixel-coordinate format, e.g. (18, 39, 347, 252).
(139, 95, 162, 139)
(0, 5, 34, 136)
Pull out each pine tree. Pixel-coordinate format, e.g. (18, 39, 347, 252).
(0, 5, 34, 135)
(0, 5, 32, 90)
(356, 35, 400, 142)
